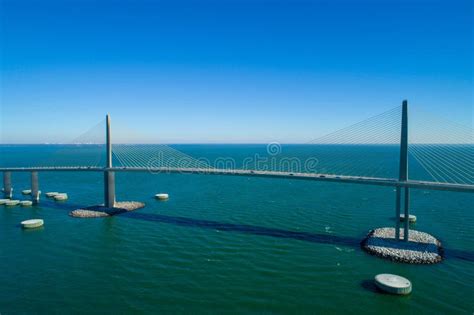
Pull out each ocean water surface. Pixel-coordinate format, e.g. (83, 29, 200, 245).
(0, 145, 473, 314)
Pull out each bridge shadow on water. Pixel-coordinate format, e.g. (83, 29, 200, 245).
(122, 211, 360, 247)
(41, 200, 474, 263)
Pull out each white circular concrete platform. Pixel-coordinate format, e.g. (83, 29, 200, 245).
(21, 219, 44, 229)
(46, 192, 59, 197)
(20, 200, 33, 207)
(5, 200, 20, 206)
(54, 193, 68, 201)
(374, 274, 412, 295)
(155, 193, 169, 200)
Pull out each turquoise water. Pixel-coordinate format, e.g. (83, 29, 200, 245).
(1, 145, 473, 314)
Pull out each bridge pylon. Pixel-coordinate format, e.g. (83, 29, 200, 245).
(395, 100, 410, 241)
(104, 114, 116, 208)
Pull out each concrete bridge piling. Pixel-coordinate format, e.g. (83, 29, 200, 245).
(31, 171, 40, 203)
(3, 171, 12, 198)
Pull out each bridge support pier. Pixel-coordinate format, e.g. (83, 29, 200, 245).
(3, 172, 13, 198)
(395, 187, 401, 240)
(395, 186, 410, 241)
(403, 187, 410, 241)
(104, 171, 115, 208)
(31, 171, 40, 203)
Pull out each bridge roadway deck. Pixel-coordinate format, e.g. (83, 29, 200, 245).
(0, 166, 473, 193)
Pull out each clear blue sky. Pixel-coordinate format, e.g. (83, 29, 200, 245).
(0, 0, 472, 143)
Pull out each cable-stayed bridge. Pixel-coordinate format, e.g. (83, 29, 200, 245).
(1, 100, 473, 242)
